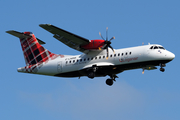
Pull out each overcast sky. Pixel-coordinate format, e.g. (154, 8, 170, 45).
(1, 0, 180, 120)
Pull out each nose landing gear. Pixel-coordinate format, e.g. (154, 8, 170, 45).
(160, 63, 166, 72)
(106, 74, 118, 86)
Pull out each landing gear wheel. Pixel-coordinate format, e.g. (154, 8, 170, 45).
(160, 68, 165, 72)
(88, 72, 95, 79)
(106, 79, 113, 86)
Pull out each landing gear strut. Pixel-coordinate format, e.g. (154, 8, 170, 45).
(160, 63, 165, 72)
(106, 74, 118, 86)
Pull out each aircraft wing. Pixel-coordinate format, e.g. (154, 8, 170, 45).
(39, 24, 90, 53)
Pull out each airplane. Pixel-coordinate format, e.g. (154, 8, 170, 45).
(6, 24, 175, 86)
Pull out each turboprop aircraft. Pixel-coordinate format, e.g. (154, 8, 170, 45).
(6, 24, 175, 86)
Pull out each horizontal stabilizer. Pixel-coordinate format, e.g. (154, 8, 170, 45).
(6, 30, 46, 45)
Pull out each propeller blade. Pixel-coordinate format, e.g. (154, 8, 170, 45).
(109, 36, 115, 41)
(106, 27, 108, 41)
(99, 27, 116, 59)
(106, 48, 109, 59)
(142, 69, 145, 74)
(102, 43, 108, 49)
(109, 45, 115, 54)
(99, 32, 105, 40)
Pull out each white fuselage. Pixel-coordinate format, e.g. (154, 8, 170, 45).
(18, 44, 175, 77)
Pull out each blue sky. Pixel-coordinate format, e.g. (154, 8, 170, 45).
(1, 0, 180, 120)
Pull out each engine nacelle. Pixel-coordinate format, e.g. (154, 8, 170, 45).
(81, 39, 105, 50)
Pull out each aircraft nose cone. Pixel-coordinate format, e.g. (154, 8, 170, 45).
(171, 53, 175, 60)
(166, 51, 175, 60)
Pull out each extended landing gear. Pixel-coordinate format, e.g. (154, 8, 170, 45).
(160, 63, 166, 72)
(106, 74, 118, 86)
(106, 79, 113, 86)
(160, 67, 165, 72)
(87, 65, 97, 79)
(88, 72, 95, 79)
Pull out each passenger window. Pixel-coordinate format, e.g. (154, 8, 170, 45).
(80, 59, 82, 62)
(91, 57, 93, 60)
(122, 53, 124, 56)
(114, 54, 116, 57)
(87, 58, 90, 61)
(99, 56, 101, 59)
(66, 61, 68, 64)
(110, 55, 112, 57)
(69, 61, 71, 63)
(126, 52, 128, 55)
(129, 52, 132, 55)
(73, 60, 75, 63)
(95, 57, 97, 60)
(77, 60, 79, 62)
(103, 56, 105, 58)
(118, 53, 120, 56)
(84, 58, 86, 61)
(150, 46, 153, 49)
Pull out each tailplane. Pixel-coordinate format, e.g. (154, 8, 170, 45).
(6, 30, 59, 66)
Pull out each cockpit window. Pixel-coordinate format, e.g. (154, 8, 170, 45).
(150, 45, 165, 50)
(154, 46, 158, 49)
(159, 46, 165, 50)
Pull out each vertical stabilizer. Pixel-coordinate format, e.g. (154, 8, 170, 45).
(6, 31, 60, 66)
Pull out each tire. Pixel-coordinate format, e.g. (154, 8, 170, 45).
(88, 72, 95, 79)
(106, 79, 113, 86)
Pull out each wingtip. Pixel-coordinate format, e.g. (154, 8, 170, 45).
(6, 30, 14, 33)
(39, 24, 52, 27)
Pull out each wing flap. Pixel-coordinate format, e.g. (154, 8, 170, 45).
(39, 24, 90, 53)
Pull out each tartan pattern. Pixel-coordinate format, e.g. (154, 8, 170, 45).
(20, 32, 59, 66)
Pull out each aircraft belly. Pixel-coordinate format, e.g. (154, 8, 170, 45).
(57, 58, 172, 77)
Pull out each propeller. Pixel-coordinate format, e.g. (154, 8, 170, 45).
(99, 27, 115, 59)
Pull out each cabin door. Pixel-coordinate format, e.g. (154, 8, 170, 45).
(57, 61, 62, 72)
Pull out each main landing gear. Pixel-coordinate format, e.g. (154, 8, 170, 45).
(87, 65, 97, 79)
(106, 74, 118, 86)
(160, 63, 166, 72)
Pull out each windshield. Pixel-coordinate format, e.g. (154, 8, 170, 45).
(149, 46, 165, 50)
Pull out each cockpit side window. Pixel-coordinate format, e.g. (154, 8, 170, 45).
(150, 46, 153, 49)
(159, 46, 165, 50)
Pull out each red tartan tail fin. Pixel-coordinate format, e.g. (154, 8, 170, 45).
(20, 32, 57, 65)
(6, 30, 61, 66)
